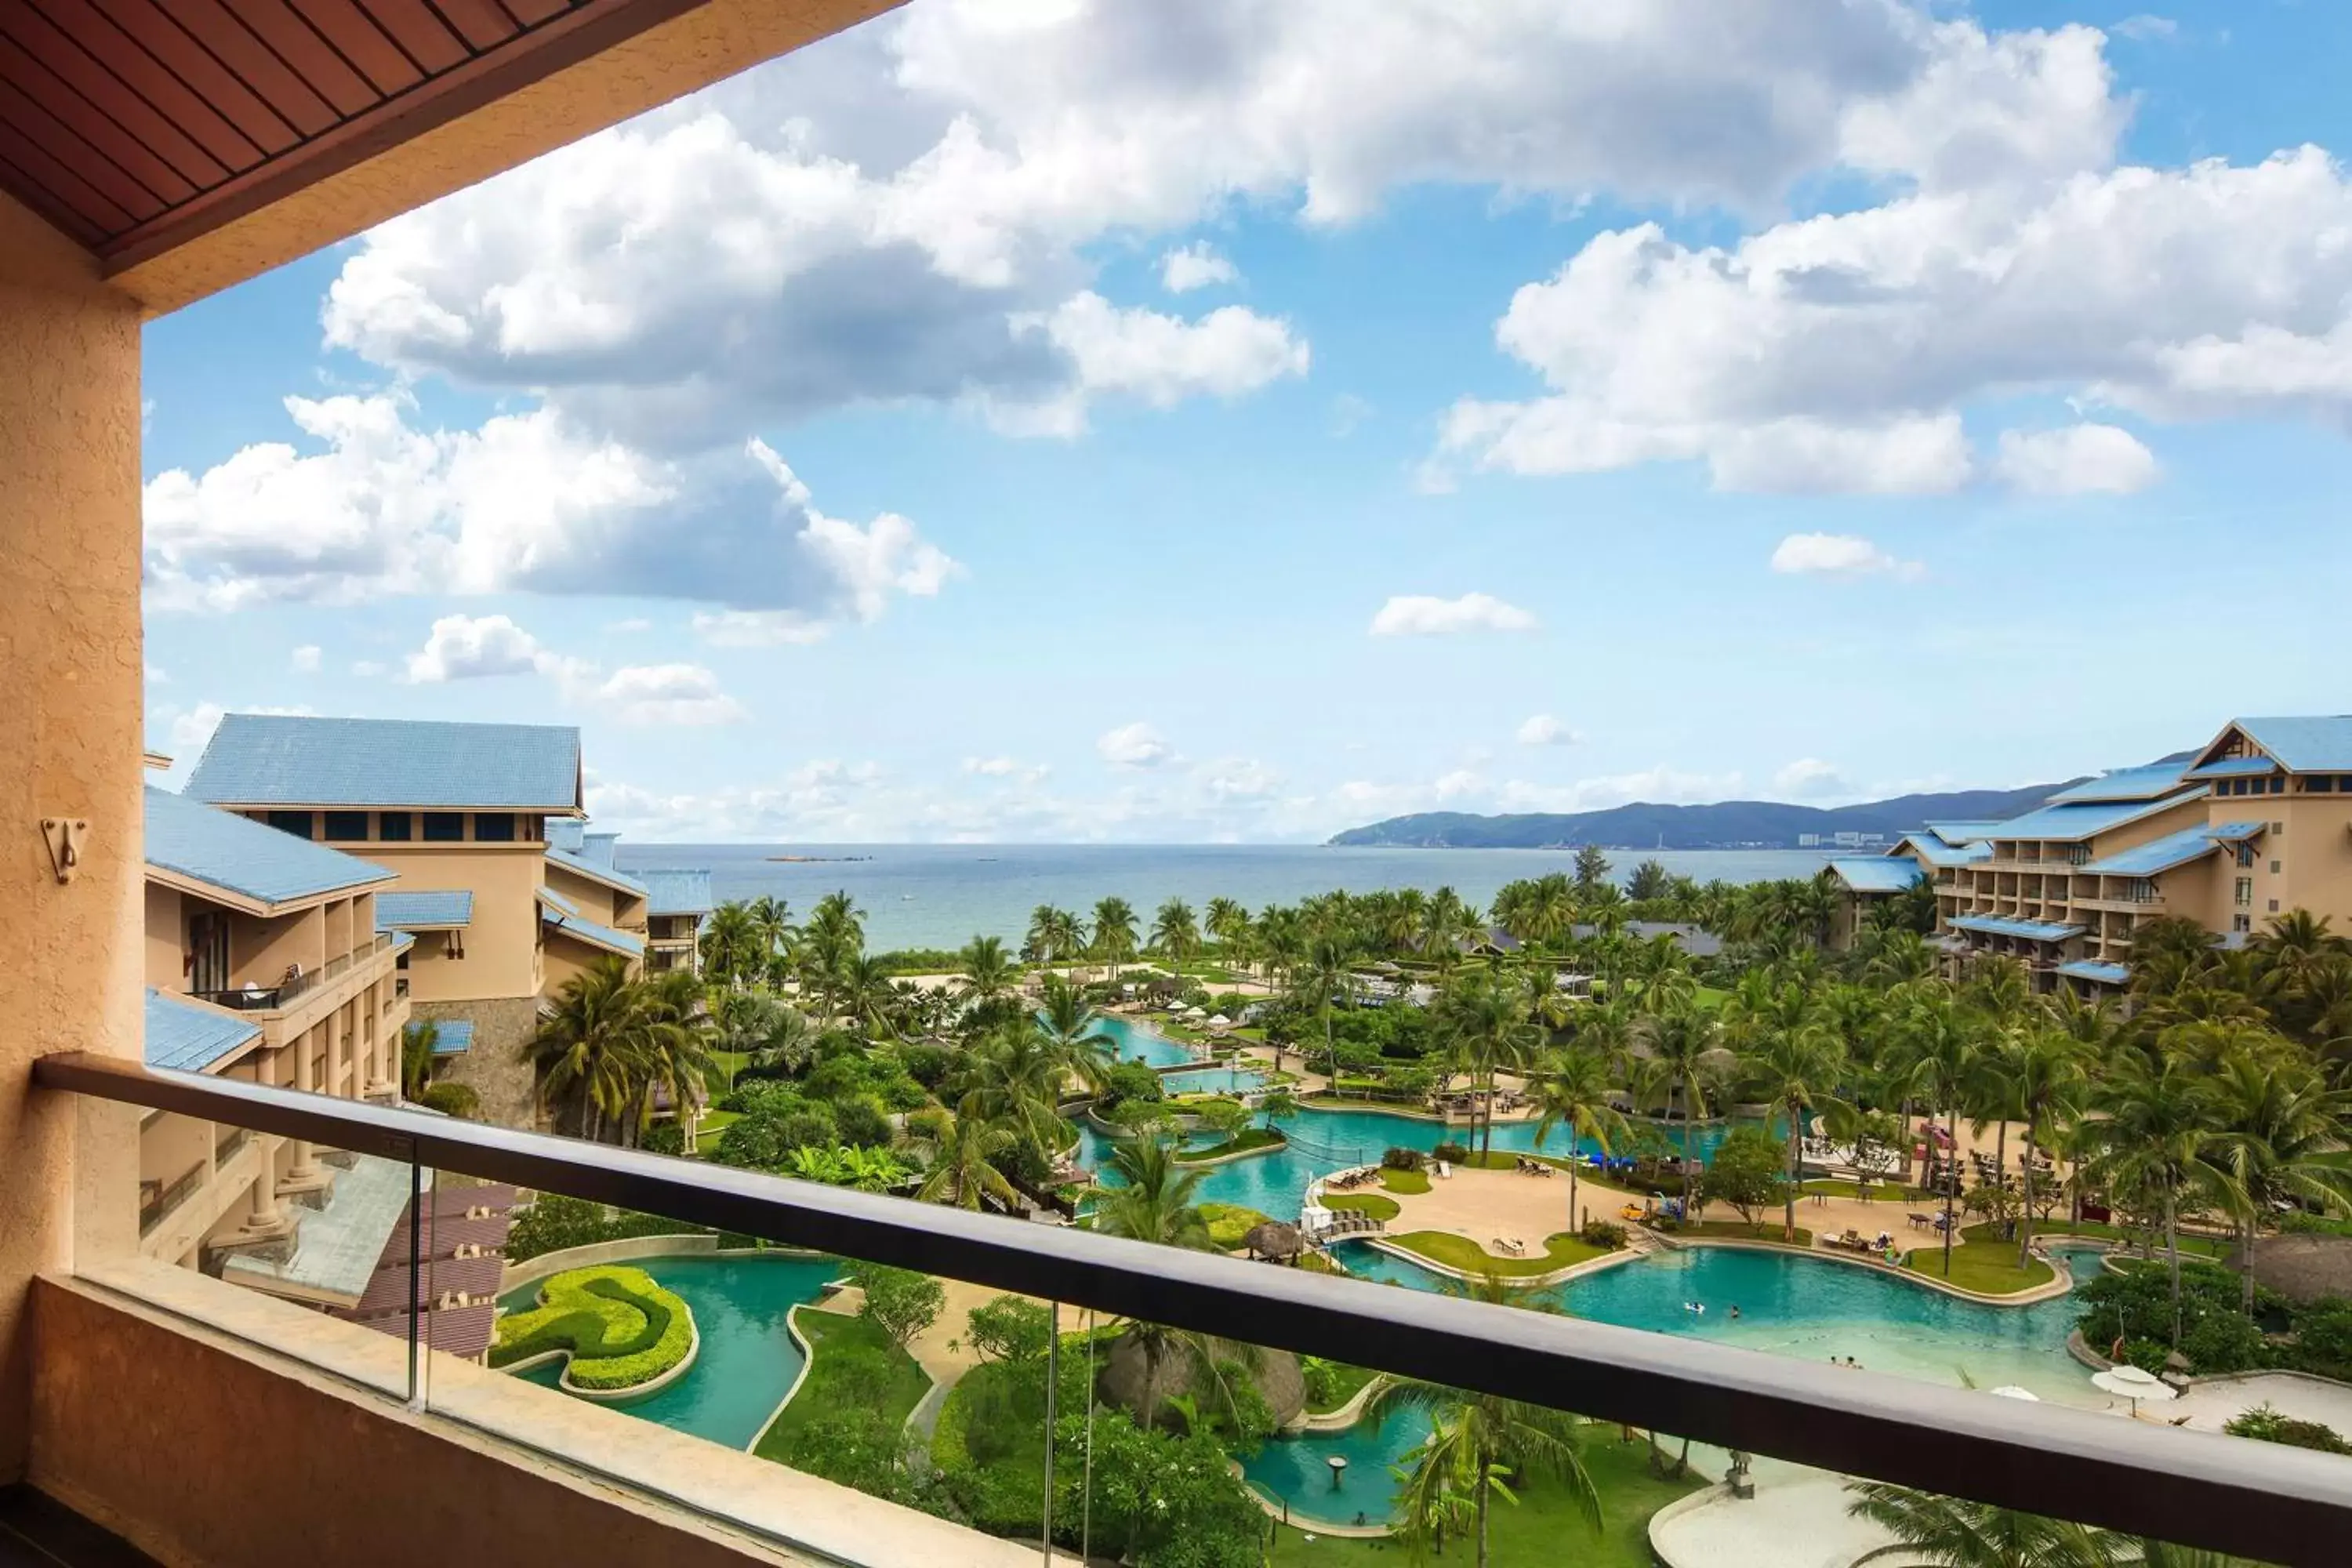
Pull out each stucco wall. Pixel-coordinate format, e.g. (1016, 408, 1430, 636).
(143, 884, 183, 989)
(366, 844, 546, 1001)
(0, 192, 145, 1479)
(419, 996, 543, 1130)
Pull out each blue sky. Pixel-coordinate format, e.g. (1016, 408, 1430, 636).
(140, 2, 2352, 842)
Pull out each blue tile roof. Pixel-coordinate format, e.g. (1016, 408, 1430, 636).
(2183, 755, 2279, 781)
(546, 819, 585, 851)
(1923, 820, 2005, 844)
(1984, 788, 2207, 844)
(582, 833, 620, 868)
(546, 844, 647, 897)
(411, 1018, 474, 1056)
(1827, 857, 1925, 893)
(2079, 826, 2228, 877)
(185, 714, 582, 810)
(146, 989, 261, 1072)
(2228, 717, 2352, 772)
(2056, 960, 2131, 985)
(1950, 914, 2086, 942)
(544, 911, 645, 958)
(535, 884, 580, 917)
(375, 891, 473, 930)
(2048, 762, 2192, 804)
(145, 787, 392, 909)
(2209, 821, 2269, 841)
(640, 869, 713, 916)
(1897, 832, 1994, 869)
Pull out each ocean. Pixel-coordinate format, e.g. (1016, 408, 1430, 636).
(608, 843, 1831, 953)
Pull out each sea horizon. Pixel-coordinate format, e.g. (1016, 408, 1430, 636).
(610, 841, 1831, 952)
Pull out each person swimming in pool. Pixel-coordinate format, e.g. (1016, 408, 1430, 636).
(1729, 1305, 1740, 1321)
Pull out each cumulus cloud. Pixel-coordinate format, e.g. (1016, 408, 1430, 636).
(591, 663, 747, 727)
(143, 401, 956, 636)
(1769, 533, 1924, 582)
(998, 292, 1306, 433)
(1516, 715, 1583, 746)
(1369, 593, 1538, 637)
(1098, 722, 1177, 769)
(1774, 757, 1852, 799)
(1161, 242, 1239, 292)
(404, 613, 564, 683)
(291, 644, 321, 672)
(1993, 423, 2160, 495)
(400, 613, 744, 724)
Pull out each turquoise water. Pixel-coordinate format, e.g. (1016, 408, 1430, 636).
(501, 1254, 839, 1449)
(1161, 1065, 1271, 1096)
(1246, 1243, 2109, 1525)
(1096, 1014, 1198, 1069)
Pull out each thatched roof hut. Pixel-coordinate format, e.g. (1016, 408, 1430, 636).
(1097, 1330, 1307, 1428)
(1243, 1221, 1305, 1263)
(2244, 1234, 2352, 1305)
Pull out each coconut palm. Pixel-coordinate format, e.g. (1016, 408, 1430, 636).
(699, 901, 764, 990)
(2005, 1028, 2090, 1269)
(746, 895, 794, 964)
(1151, 898, 1200, 988)
(1842, 1483, 2130, 1567)
(1532, 1046, 1628, 1234)
(2089, 1054, 2225, 1348)
(1034, 972, 1116, 1094)
(1294, 929, 1356, 1083)
(400, 1018, 440, 1101)
(956, 1021, 1065, 1154)
(1631, 933, 1697, 1014)
(1436, 969, 1542, 1158)
(1204, 895, 1251, 967)
(1371, 1374, 1599, 1568)
(913, 1109, 1021, 1210)
(629, 968, 717, 1145)
(523, 956, 653, 1143)
(2199, 1051, 2352, 1312)
(956, 933, 1018, 1005)
(1635, 1005, 1734, 1214)
(1894, 989, 1984, 1276)
(1091, 896, 1140, 971)
(1738, 1004, 1846, 1243)
(1093, 1134, 1212, 1249)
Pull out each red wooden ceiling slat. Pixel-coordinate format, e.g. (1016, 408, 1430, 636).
(164, 0, 339, 136)
(222, 0, 380, 114)
(0, 149, 106, 243)
(0, 103, 132, 233)
(86, 0, 299, 155)
(0, 71, 167, 218)
(354, 0, 470, 74)
(10, 0, 252, 177)
(0, 28, 197, 202)
(494, 0, 567, 27)
(426, 0, 519, 53)
(284, 0, 419, 96)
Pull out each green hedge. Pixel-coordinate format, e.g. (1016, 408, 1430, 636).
(491, 1265, 694, 1391)
(1200, 1203, 1273, 1249)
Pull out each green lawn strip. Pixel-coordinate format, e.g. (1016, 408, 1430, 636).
(1178, 1128, 1286, 1163)
(1304, 1362, 1381, 1414)
(1323, 1194, 1399, 1223)
(1388, 1229, 1606, 1278)
(690, 1109, 741, 1154)
(1668, 1220, 1816, 1246)
(1265, 1425, 1703, 1567)
(1965, 1220, 2230, 1260)
(489, 1265, 694, 1390)
(755, 1312, 931, 1463)
(1203, 1203, 1276, 1249)
(1798, 1178, 1909, 1202)
(1905, 1240, 2056, 1295)
(1379, 1167, 1432, 1196)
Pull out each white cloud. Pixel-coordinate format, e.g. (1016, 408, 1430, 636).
(143, 401, 956, 637)
(1369, 593, 1538, 637)
(963, 755, 1051, 785)
(165, 701, 314, 755)
(1993, 423, 2159, 495)
(404, 613, 562, 683)
(1769, 533, 1924, 582)
(1516, 714, 1583, 746)
(290, 644, 321, 673)
(605, 617, 654, 633)
(1000, 292, 1306, 432)
(1160, 242, 1238, 293)
(1329, 394, 1373, 437)
(1200, 757, 1279, 801)
(1098, 721, 1176, 770)
(1774, 757, 1852, 799)
(592, 664, 747, 727)
(2112, 16, 2177, 44)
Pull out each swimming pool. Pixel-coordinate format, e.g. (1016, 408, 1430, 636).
(1160, 1065, 1271, 1096)
(1093, 1014, 1198, 1069)
(502, 1253, 839, 1449)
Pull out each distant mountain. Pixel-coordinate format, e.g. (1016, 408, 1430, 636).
(1328, 782, 2080, 851)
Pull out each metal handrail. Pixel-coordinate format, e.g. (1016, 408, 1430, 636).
(35, 1050, 2351, 1566)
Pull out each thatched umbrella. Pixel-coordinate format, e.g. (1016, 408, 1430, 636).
(1099, 1329, 1307, 1428)
(1244, 1221, 1305, 1264)
(2245, 1234, 2352, 1305)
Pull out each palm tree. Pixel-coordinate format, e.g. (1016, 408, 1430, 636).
(699, 901, 764, 990)
(2005, 1028, 2089, 1269)
(1370, 1374, 1599, 1568)
(2199, 1051, 2352, 1312)
(1532, 1046, 1628, 1234)
(913, 1108, 1021, 1210)
(746, 895, 794, 965)
(956, 934, 1018, 1006)
(2090, 1054, 2224, 1348)
(1034, 972, 1117, 1094)
(1093, 1134, 1212, 1249)
(838, 952, 904, 1040)
(1295, 930, 1356, 1083)
(1740, 1009, 1846, 1243)
(630, 967, 717, 1145)
(1436, 970, 1541, 1158)
(1635, 1005, 1733, 1215)
(523, 956, 652, 1143)
(1895, 989, 1984, 1276)
(956, 1022, 1065, 1154)
(1151, 898, 1200, 989)
(1204, 896, 1251, 969)
(1631, 933, 1697, 1014)
(1843, 1482, 2129, 1567)
(400, 1018, 440, 1101)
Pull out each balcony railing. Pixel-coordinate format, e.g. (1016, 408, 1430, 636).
(136, 1157, 207, 1236)
(214, 1123, 251, 1164)
(35, 1051, 2352, 1567)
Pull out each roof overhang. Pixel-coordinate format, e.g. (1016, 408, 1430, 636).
(145, 861, 394, 920)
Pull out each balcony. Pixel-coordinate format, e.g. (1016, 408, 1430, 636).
(136, 1160, 206, 1237)
(29, 1052, 2352, 1568)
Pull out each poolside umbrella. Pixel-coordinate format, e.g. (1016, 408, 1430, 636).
(2091, 1363, 2177, 1405)
(1207, 1014, 1231, 1028)
(1184, 1004, 1207, 1018)
(1987, 1386, 2040, 1402)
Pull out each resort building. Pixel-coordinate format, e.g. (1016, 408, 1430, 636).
(138, 787, 409, 1274)
(1820, 856, 1926, 949)
(641, 870, 717, 975)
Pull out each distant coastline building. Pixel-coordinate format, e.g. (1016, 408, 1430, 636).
(183, 714, 710, 1129)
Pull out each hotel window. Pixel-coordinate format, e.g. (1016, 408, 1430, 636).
(2271, 861, 2282, 876)
(322, 811, 368, 841)
(2270, 776, 2286, 793)
(379, 811, 412, 841)
(2235, 877, 2253, 907)
(2234, 913, 2253, 933)
(474, 812, 516, 843)
(2310, 776, 2336, 793)
(265, 810, 314, 840)
(2270, 899, 2282, 913)
(423, 812, 466, 843)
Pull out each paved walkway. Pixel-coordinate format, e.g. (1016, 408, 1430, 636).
(2168, 1372, 2352, 1433)
(1652, 1466, 1896, 1568)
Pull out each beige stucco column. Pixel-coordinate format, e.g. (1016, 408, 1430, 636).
(282, 1025, 322, 1185)
(0, 194, 145, 1482)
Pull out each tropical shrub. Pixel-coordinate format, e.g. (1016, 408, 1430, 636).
(2225, 1403, 2352, 1454)
(848, 1261, 944, 1349)
(1579, 1218, 1629, 1250)
(1430, 1142, 1470, 1164)
(1382, 1146, 1428, 1171)
(1098, 1061, 1164, 1112)
(2074, 1263, 2277, 1374)
(639, 1120, 687, 1156)
(831, 1094, 894, 1149)
(2289, 1298, 2352, 1379)
(1700, 1125, 1790, 1230)
(416, 1081, 480, 1119)
(489, 1265, 693, 1390)
(505, 1194, 700, 1262)
(964, 1295, 1053, 1367)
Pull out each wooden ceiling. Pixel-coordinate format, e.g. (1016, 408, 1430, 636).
(0, 0, 702, 270)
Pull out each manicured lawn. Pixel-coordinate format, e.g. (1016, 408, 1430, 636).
(1388, 1230, 1607, 1278)
(690, 1109, 741, 1154)
(1380, 1167, 1432, 1196)
(1178, 1127, 1287, 1163)
(1798, 1179, 1908, 1202)
(753, 1311, 931, 1462)
(1965, 1220, 2231, 1260)
(1203, 1203, 1276, 1249)
(1323, 1194, 1401, 1222)
(1669, 1220, 1814, 1246)
(1305, 1362, 1381, 1414)
(1906, 1240, 2056, 1295)
(1265, 1424, 1704, 1566)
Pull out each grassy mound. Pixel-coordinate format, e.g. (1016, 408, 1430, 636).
(1202, 1203, 1275, 1249)
(1379, 1166, 1432, 1195)
(1323, 1193, 1400, 1222)
(1388, 1230, 1607, 1278)
(1907, 1241, 2056, 1295)
(754, 1310, 931, 1464)
(491, 1265, 693, 1391)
